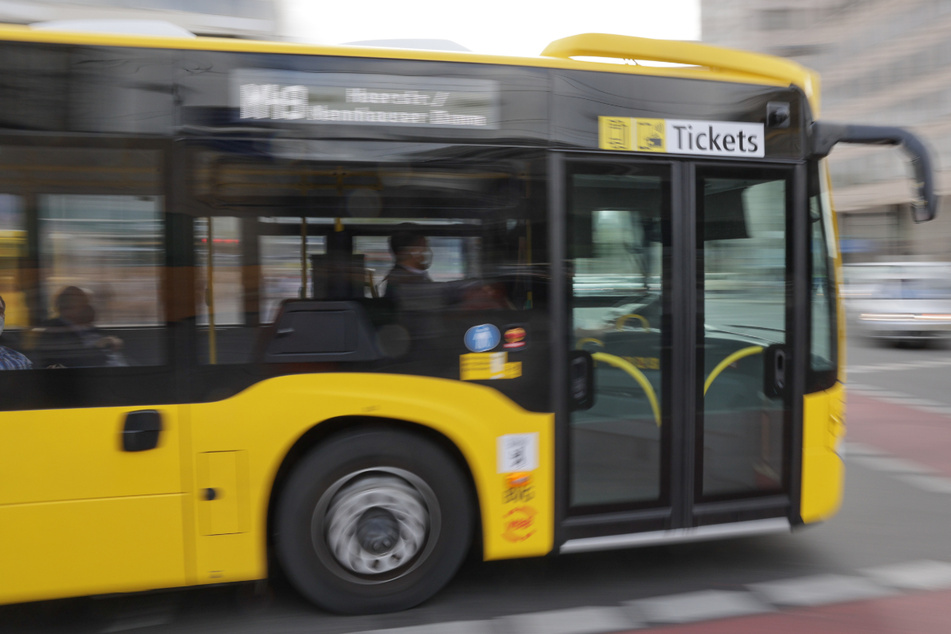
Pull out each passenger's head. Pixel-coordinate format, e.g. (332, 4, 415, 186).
(390, 228, 432, 270)
(55, 286, 95, 325)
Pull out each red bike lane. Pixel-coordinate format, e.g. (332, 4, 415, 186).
(845, 391, 951, 478)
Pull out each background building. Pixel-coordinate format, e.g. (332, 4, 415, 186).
(0, 0, 278, 39)
(703, 0, 951, 262)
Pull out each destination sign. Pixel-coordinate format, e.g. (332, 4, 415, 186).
(233, 70, 500, 130)
(599, 117, 765, 158)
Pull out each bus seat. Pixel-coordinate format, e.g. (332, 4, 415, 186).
(257, 300, 384, 364)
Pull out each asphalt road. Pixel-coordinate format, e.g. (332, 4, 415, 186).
(4, 333, 951, 633)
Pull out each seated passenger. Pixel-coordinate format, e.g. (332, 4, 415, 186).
(33, 286, 126, 368)
(0, 295, 32, 370)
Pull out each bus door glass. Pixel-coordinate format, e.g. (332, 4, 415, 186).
(696, 166, 793, 504)
(565, 159, 796, 524)
(567, 161, 670, 512)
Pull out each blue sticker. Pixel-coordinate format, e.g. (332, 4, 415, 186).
(464, 324, 501, 352)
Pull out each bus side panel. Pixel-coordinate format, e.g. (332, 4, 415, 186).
(0, 494, 187, 604)
(800, 383, 846, 524)
(0, 407, 183, 504)
(0, 406, 187, 605)
(186, 373, 555, 584)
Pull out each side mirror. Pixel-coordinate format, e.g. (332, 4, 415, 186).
(810, 122, 938, 223)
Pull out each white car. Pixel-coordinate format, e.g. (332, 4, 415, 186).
(845, 262, 951, 346)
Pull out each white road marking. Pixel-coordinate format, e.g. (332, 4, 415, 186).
(844, 443, 951, 496)
(848, 358, 951, 374)
(897, 474, 951, 494)
(625, 589, 772, 624)
(842, 442, 886, 457)
(498, 606, 639, 634)
(847, 383, 951, 417)
(748, 574, 894, 607)
(848, 454, 937, 475)
(862, 560, 951, 592)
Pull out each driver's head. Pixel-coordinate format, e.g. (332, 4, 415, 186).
(390, 229, 432, 270)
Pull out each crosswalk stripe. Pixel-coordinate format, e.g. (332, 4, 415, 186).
(747, 574, 895, 607)
(849, 358, 951, 374)
(499, 606, 638, 634)
(847, 384, 951, 416)
(844, 441, 951, 496)
(896, 474, 951, 494)
(625, 589, 772, 625)
(848, 454, 936, 475)
(862, 560, 951, 592)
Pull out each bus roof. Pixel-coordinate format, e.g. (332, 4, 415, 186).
(0, 24, 821, 114)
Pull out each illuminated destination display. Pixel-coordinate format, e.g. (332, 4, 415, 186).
(233, 70, 500, 129)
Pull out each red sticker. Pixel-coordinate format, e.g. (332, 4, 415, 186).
(502, 505, 537, 542)
(503, 327, 527, 350)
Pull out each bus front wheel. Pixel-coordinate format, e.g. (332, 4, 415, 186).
(275, 428, 473, 614)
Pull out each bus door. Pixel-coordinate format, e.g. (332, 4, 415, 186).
(692, 164, 797, 525)
(0, 139, 185, 603)
(562, 157, 798, 540)
(564, 158, 674, 535)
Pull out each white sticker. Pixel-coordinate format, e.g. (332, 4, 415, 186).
(498, 433, 539, 473)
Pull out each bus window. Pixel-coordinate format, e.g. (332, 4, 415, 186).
(809, 188, 837, 385)
(0, 195, 25, 322)
(188, 148, 545, 375)
(0, 194, 28, 366)
(261, 224, 326, 321)
(31, 194, 165, 368)
(0, 143, 167, 373)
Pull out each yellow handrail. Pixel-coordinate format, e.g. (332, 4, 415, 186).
(592, 352, 661, 426)
(615, 313, 649, 331)
(575, 337, 604, 349)
(703, 346, 764, 396)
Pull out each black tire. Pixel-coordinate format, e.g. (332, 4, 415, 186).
(275, 427, 473, 614)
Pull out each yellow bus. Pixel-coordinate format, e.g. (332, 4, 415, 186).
(0, 24, 937, 614)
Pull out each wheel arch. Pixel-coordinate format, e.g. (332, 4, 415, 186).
(264, 415, 484, 568)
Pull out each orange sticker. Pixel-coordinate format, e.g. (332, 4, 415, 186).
(506, 472, 531, 487)
(502, 505, 537, 542)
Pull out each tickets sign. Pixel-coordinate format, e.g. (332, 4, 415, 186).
(599, 117, 765, 158)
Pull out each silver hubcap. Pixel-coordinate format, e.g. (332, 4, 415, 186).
(316, 469, 437, 579)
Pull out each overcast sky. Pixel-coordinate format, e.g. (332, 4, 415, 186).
(280, 0, 701, 57)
